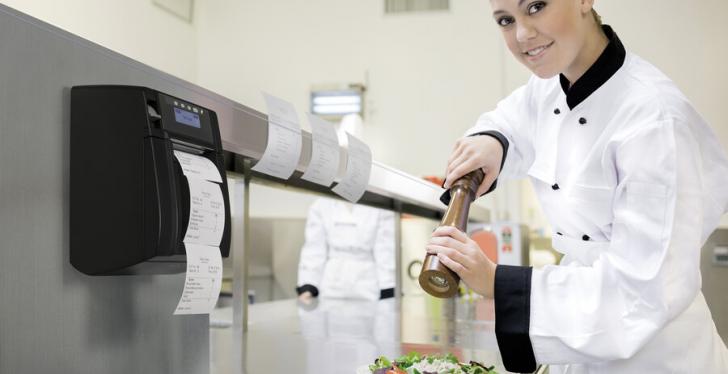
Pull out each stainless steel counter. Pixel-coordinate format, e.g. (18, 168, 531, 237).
(211, 295, 517, 374)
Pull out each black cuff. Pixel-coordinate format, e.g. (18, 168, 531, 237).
(472, 131, 509, 169)
(494, 265, 536, 373)
(439, 131, 509, 206)
(296, 284, 319, 297)
(379, 288, 395, 299)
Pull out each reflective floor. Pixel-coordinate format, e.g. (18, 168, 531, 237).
(211, 294, 518, 374)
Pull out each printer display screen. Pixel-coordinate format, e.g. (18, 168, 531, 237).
(173, 107, 201, 128)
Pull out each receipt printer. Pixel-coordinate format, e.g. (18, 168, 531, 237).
(71, 86, 231, 275)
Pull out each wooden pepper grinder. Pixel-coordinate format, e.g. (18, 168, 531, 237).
(419, 169, 484, 298)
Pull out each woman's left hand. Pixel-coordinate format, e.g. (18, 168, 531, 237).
(426, 226, 497, 298)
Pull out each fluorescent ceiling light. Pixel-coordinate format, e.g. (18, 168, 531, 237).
(312, 95, 361, 106)
(310, 87, 364, 117)
(312, 104, 361, 115)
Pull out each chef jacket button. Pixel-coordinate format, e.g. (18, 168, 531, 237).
(554, 108, 561, 115)
(582, 234, 590, 241)
(556, 232, 563, 236)
(551, 183, 560, 190)
(579, 117, 587, 125)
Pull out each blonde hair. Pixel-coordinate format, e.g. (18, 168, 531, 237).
(592, 9, 602, 26)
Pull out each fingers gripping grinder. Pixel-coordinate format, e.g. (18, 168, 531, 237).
(419, 169, 484, 298)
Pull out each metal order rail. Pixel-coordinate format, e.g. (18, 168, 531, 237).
(217, 99, 490, 223)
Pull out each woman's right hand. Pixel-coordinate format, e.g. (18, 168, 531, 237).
(444, 135, 504, 197)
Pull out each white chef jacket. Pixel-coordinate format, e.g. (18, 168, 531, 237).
(467, 26, 728, 373)
(297, 198, 396, 301)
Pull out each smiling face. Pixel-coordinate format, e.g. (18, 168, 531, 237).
(490, 0, 603, 81)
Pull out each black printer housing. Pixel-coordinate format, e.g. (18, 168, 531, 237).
(70, 86, 231, 275)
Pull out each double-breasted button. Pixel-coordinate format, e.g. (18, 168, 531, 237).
(554, 108, 561, 115)
(551, 183, 560, 190)
(579, 117, 587, 125)
(582, 234, 590, 241)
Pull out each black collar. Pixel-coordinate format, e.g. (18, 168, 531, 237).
(559, 25, 626, 110)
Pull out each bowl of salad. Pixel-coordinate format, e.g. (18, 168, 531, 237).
(357, 352, 498, 374)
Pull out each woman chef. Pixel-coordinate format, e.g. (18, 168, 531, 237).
(426, 0, 728, 373)
(297, 115, 396, 302)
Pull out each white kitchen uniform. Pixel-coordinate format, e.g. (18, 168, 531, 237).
(467, 26, 728, 373)
(297, 198, 396, 301)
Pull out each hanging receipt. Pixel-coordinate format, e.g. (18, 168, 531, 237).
(301, 113, 340, 187)
(174, 243, 223, 315)
(252, 93, 303, 179)
(173, 151, 226, 315)
(332, 133, 372, 203)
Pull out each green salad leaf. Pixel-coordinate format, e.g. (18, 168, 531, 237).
(393, 351, 422, 368)
(444, 353, 459, 364)
(367, 352, 498, 374)
(368, 355, 393, 371)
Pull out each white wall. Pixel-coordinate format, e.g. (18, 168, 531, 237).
(193, 0, 508, 218)
(1, 0, 198, 82)
(194, 0, 505, 176)
(249, 183, 319, 219)
(193, 0, 728, 228)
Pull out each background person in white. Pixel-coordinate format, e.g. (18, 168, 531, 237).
(426, 0, 728, 373)
(297, 115, 396, 302)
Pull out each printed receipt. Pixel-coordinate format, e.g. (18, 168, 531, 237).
(252, 93, 303, 179)
(301, 113, 340, 187)
(174, 243, 223, 315)
(174, 150, 222, 182)
(173, 151, 226, 315)
(184, 179, 225, 246)
(332, 133, 372, 203)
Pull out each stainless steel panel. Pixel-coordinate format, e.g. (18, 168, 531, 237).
(0, 5, 213, 373)
(211, 295, 523, 374)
